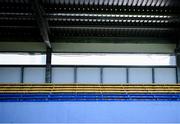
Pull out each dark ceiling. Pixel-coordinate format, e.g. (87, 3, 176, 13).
(0, 0, 180, 45)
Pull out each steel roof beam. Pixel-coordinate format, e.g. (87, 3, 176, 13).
(0, 25, 175, 30)
(1, 3, 179, 16)
(50, 25, 175, 30)
(175, 30, 180, 83)
(42, 5, 180, 15)
(31, 0, 51, 48)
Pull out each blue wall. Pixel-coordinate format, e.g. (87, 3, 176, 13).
(0, 101, 180, 123)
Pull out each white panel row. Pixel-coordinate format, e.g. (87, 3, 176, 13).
(24, 68, 45, 83)
(52, 67, 176, 84)
(0, 67, 45, 83)
(0, 67, 21, 83)
(103, 68, 126, 84)
(52, 68, 101, 83)
(129, 68, 152, 83)
(52, 67, 74, 83)
(0, 67, 177, 84)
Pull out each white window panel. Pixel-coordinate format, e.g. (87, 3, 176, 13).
(52, 67, 74, 84)
(52, 53, 176, 66)
(155, 68, 176, 84)
(103, 68, 127, 84)
(0, 67, 21, 83)
(77, 68, 100, 84)
(129, 68, 152, 84)
(0, 53, 46, 65)
(24, 67, 45, 83)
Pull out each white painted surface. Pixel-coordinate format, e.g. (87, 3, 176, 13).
(52, 67, 74, 83)
(77, 68, 100, 84)
(155, 68, 176, 84)
(0, 67, 21, 83)
(52, 53, 176, 66)
(103, 68, 127, 84)
(24, 67, 45, 83)
(129, 68, 152, 84)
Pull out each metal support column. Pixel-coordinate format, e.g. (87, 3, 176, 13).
(152, 68, 155, 83)
(31, 0, 51, 48)
(126, 68, 129, 83)
(175, 34, 180, 83)
(176, 53, 180, 83)
(100, 67, 103, 84)
(45, 47, 52, 83)
(21, 66, 24, 83)
(74, 67, 77, 83)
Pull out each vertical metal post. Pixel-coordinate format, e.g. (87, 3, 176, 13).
(176, 67, 179, 84)
(176, 53, 180, 83)
(45, 47, 52, 83)
(126, 68, 129, 83)
(100, 67, 103, 84)
(74, 67, 77, 83)
(175, 36, 180, 84)
(21, 66, 24, 83)
(152, 68, 155, 84)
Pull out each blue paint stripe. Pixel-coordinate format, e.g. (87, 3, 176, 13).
(0, 93, 180, 102)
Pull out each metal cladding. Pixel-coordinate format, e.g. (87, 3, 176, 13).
(0, 0, 179, 42)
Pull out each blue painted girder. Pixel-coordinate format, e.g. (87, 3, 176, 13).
(0, 93, 180, 102)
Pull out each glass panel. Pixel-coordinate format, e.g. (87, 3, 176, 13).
(23, 67, 45, 83)
(129, 68, 152, 84)
(103, 68, 127, 84)
(52, 67, 74, 83)
(0, 67, 21, 83)
(155, 68, 176, 84)
(0, 53, 46, 65)
(77, 68, 100, 84)
(52, 53, 176, 66)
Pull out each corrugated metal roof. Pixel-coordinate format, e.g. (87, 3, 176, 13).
(0, 0, 179, 42)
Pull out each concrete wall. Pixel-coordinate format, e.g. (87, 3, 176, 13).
(0, 101, 180, 123)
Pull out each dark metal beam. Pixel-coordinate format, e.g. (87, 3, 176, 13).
(50, 25, 174, 30)
(45, 47, 52, 83)
(50, 26, 174, 37)
(31, 0, 51, 48)
(152, 68, 155, 83)
(0, 24, 177, 29)
(0, 36, 175, 44)
(43, 5, 180, 16)
(21, 66, 24, 83)
(74, 67, 77, 83)
(176, 54, 180, 83)
(175, 31, 180, 83)
(100, 67, 103, 84)
(126, 68, 129, 83)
